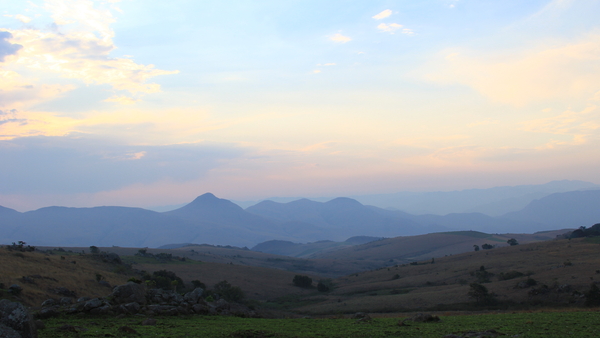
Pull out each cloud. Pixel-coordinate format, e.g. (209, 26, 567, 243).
(0, 31, 23, 62)
(402, 28, 415, 36)
(372, 9, 392, 20)
(422, 34, 600, 106)
(330, 33, 351, 43)
(520, 105, 600, 146)
(376, 23, 403, 34)
(104, 95, 138, 105)
(0, 135, 247, 194)
(4, 14, 33, 24)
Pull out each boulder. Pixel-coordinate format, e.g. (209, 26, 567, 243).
(40, 300, 56, 308)
(0, 299, 37, 338)
(118, 302, 141, 314)
(183, 288, 204, 304)
(110, 282, 147, 305)
(83, 298, 104, 312)
(0, 325, 21, 338)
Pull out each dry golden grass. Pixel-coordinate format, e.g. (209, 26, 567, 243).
(134, 261, 319, 301)
(295, 237, 600, 314)
(0, 248, 130, 307)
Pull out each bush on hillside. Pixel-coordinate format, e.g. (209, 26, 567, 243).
(467, 283, 497, 305)
(585, 283, 600, 307)
(142, 270, 185, 291)
(214, 280, 245, 302)
(497, 271, 524, 281)
(317, 279, 334, 292)
(292, 275, 312, 288)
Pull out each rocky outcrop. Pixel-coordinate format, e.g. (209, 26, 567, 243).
(0, 299, 37, 338)
(36, 283, 256, 318)
(110, 282, 147, 305)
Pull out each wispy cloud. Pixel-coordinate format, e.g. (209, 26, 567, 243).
(3, 14, 32, 24)
(377, 23, 403, 33)
(423, 34, 600, 105)
(372, 9, 392, 20)
(330, 33, 351, 43)
(104, 95, 138, 105)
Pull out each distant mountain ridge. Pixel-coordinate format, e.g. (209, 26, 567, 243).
(1, 185, 599, 248)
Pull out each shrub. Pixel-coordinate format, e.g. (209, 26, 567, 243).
(191, 280, 206, 290)
(89, 246, 99, 254)
(468, 283, 497, 305)
(481, 243, 495, 250)
(317, 279, 334, 292)
(471, 266, 494, 283)
(143, 270, 185, 291)
(214, 280, 245, 302)
(507, 238, 519, 246)
(391, 274, 400, 280)
(497, 271, 524, 281)
(585, 283, 600, 307)
(293, 275, 312, 288)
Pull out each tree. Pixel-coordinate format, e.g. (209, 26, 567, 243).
(214, 280, 245, 302)
(481, 243, 494, 250)
(317, 279, 334, 292)
(585, 283, 600, 307)
(467, 283, 497, 305)
(191, 280, 206, 290)
(89, 246, 99, 254)
(507, 238, 519, 246)
(293, 275, 313, 288)
(473, 245, 480, 252)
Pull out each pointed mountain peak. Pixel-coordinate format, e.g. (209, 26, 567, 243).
(191, 192, 219, 203)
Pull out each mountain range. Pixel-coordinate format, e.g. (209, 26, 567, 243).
(1, 184, 599, 248)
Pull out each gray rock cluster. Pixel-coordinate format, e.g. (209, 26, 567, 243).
(0, 299, 37, 338)
(37, 282, 256, 319)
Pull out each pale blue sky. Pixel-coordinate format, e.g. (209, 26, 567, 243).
(1, 0, 599, 211)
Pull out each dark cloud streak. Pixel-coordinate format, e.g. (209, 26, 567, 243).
(0, 31, 22, 62)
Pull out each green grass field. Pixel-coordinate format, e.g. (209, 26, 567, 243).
(39, 311, 600, 337)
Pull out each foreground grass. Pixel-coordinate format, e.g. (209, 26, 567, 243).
(40, 310, 600, 337)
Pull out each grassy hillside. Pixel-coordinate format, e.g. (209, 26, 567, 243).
(311, 230, 566, 263)
(291, 237, 600, 314)
(0, 247, 130, 307)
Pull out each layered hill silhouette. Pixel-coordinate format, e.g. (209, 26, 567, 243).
(1, 189, 599, 248)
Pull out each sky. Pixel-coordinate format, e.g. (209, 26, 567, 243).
(1, 0, 600, 211)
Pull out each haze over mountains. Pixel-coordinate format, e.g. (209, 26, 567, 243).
(0, 181, 599, 249)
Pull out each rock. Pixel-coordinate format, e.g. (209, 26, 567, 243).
(403, 313, 441, 323)
(49, 287, 76, 298)
(59, 297, 73, 306)
(36, 308, 59, 319)
(8, 285, 23, 295)
(100, 252, 122, 264)
(183, 288, 204, 304)
(213, 299, 230, 312)
(351, 312, 369, 319)
(0, 324, 22, 338)
(0, 299, 37, 338)
(141, 318, 156, 326)
(191, 304, 209, 315)
(98, 280, 112, 288)
(89, 305, 112, 315)
(83, 298, 104, 312)
(110, 282, 147, 305)
(40, 299, 56, 308)
(77, 297, 91, 303)
(119, 302, 141, 314)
